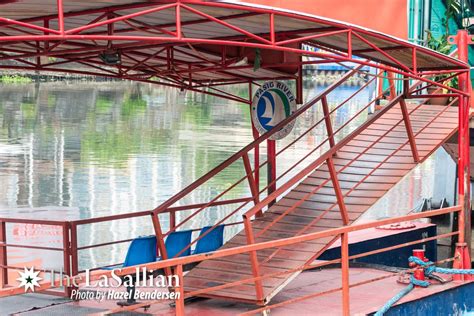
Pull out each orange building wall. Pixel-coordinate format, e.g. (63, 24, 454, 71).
(240, 0, 408, 39)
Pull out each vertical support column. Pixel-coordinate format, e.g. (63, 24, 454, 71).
(454, 30, 472, 276)
(175, 2, 182, 40)
(0, 221, 7, 288)
(169, 211, 177, 231)
(296, 51, 303, 105)
(249, 82, 260, 193)
(267, 139, 276, 206)
(341, 232, 350, 316)
(387, 71, 396, 100)
(399, 98, 419, 162)
(70, 224, 78, 279)
(62, 223, 72, 296)
(175, 264, 185, 316)
(57, 0, 64, 35)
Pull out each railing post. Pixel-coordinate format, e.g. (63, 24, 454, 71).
(62, 223, 73, 296)
(327, 157, 349, 225)
(175, 264, 185, 316)
(243, 153, 262, 217)
(296, 61, 303, 105)
(267, 139, 276, 206)
(249, 81, 260, 193)
(322, 96, 336, 148)
(341, 232, 350, 316)
(388, 71, 396, 100)
(170, 210, 176, 231)
(399, 98, 419, 163)
(0, 221, 7, 288)
(151, 212, 172, 276)
(243, 215, 264, 303)
(70, 223, 78, 276)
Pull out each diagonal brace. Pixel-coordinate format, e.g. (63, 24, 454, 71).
(399, 98, 420, 162)
(327, 157, 349, 225)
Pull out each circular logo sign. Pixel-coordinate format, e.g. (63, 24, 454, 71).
(251, 81, 297, 140)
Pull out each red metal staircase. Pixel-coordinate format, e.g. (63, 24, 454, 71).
(151, 66, 462, 305)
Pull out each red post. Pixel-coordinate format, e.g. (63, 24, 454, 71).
(70, 224, 78, 277)
(267, 139, 276, 206)
(296, 51, 303, 105)
(62, 223, 73, 296)
(388, 71, 396, 100)
(249, 82, 260, 193)
(454, 30, 472, 276)
(175, 264, 185, 315)
(0, 221, 7, 288)
(170, 211, 176, 231)
(57, 0, 64, 35)
(341, 232, 350, 316)
(410, 249, 427, 285)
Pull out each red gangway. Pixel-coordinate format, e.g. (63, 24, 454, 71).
(0, 2, 471, 314)
(145, 62, 466, 304)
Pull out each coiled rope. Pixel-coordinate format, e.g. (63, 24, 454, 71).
(375, 256, 474, 315)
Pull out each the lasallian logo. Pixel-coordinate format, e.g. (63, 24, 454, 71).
(251, 81, 297, 140)
(17, 267, 42, 292)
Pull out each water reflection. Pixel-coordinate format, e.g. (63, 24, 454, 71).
(0, 80, 448, 270)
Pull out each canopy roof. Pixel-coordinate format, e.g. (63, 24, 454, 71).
(0, 0, 468, 97)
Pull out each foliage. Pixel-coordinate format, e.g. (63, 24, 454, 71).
(424, 0, 467, 89)
(425, 30, 457, 88)
(0, 74, 32, 84)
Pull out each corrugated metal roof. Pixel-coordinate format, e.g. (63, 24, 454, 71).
(0, 0, 467, 85)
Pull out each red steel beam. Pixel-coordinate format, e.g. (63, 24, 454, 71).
(327, 158, 349, 225)
(243, 216, 265, 303)
(180, 4, 272, 45)
(0, 17, 59, 35)
(399, 98, 420, 162)
(0, 34, 463, 96)
(321, 96, 335, 148)
(243, 153, 261, 209)
(0, 1, 466, 70)
(275, 29, 349, 46)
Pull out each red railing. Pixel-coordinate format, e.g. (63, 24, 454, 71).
(2, 205, 460, 314)
(242, 95, 460, 299)
(0, 198, 250, 295)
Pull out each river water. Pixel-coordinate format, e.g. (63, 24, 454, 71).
(0, 80, 454, 271)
